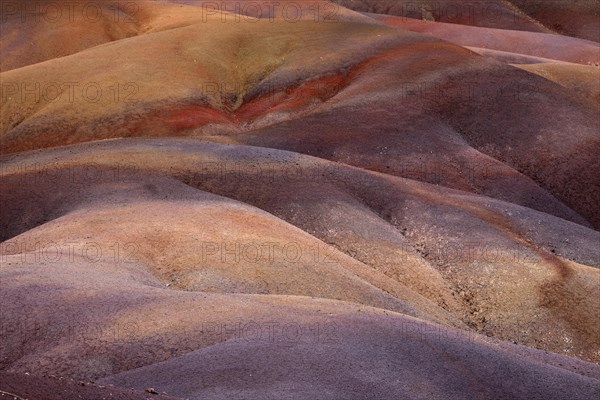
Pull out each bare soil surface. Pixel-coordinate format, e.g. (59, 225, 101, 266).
(1, 1, 599, 399)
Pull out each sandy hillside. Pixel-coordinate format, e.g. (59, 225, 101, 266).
(1, 1, 599, 399)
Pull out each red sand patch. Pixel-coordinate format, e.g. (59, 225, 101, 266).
(162, 105, 233, 130)
(236, 73, 349, 121)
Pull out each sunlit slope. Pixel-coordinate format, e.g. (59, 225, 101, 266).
(0, 0, 380, 72)
(2, 14, 598, 229)
(0, 17, 420, 150)
(2, 138, 599, 363)
(1, 2, 599, 398)
(514, 62, 600, 103)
